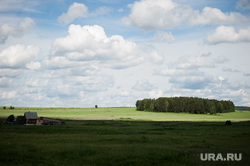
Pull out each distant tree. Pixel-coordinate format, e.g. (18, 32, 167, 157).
(95, 105, 98, 108)
(144, 99, 155, 111)
(155, 98, 168, 112)
(3, 106, 6, 109)
(208, 101, 216, 114)
(135, 97, 235, 114)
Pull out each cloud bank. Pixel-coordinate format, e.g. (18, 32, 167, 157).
(48, 24, 160, 69)
(0, 17, 35, 44)
(122, 0, 247, 30)
(206, 26, 250, 44)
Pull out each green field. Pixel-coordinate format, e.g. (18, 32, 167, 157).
(1, 107, 250, 165)
(1, 107, 250, 121)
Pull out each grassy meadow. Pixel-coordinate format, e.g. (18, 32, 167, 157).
(1, 107, 250, 121)
(0, 107, 250, 165)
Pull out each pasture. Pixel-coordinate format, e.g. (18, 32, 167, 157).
(1, 107, 250, 121)
(0, 107, 250, 165)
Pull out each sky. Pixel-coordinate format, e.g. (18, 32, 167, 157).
(0, 0, 250, 107)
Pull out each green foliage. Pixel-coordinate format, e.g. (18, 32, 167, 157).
(154, 97, 168, 112)
(136, 97, 235, 114)
(235, 106, 250, 111)
(15, 116, 25, 124)
(6, 114, 15, 123)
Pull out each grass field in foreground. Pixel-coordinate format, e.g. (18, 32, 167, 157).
(0, 107, 250, 121)
(0, 120, 250, 166)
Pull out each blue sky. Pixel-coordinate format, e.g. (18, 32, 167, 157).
(0, 0, 250, 107)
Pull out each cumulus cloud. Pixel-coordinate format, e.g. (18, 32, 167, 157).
(189, 7, 246, 26)
(58, 2, 88, 24)
(122, 0, 247, 30)
(206, 26, 250, 44)
(0, 17, 35, 44)
(58, 3, 111, 24)
(0, 44, 40, 69)
(236, 0, 250, 10)
(49, 24, 148, 69)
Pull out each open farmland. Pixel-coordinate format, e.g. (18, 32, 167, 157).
(1, 107, 250, 165)
(1, 107, 250, 121)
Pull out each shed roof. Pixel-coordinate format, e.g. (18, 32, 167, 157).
(24, 112, 38, 119)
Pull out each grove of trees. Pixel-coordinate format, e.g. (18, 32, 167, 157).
(136, 97, 235, 114)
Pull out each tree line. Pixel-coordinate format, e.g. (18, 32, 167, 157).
(136, 97, 235, 114)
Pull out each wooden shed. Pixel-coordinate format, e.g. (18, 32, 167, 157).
(24, 112, 38, 125)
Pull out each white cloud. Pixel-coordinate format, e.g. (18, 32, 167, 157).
(169, 75, 214, 90)
(0, 17, 35, 44)
(25, 61, 41, 70)
(237, 0, 250, 10)
(0, 44, 40, 69)
(150, 31, 175, 43)
(58, 2, 88, 24)
(50, 24, 146, 69)
(0, 77, 12, 87)
(155, 68, 202, 77)
(222, 67, 241, 73)
(0, 68, 25, 77)
(58, 3, 111, 24)
(149, 90, 163, 99)
(25, 78, 48, 87)
(155, 54, 229, 90)
(122, 0, 247, 30)
(120, 91, 130, 97)
(174, 55, 217, 70)
(206, 26, 250, 44)
(189, 7, 246, 25)
(90, 6, 112, 17)
(122, 0, 189, 30)
(0, 0, 40, 13)
(0, 90, 17, 99)
(133, 79, 156, 91)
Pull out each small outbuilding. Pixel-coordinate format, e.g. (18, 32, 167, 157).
(24, 112, 38, 125)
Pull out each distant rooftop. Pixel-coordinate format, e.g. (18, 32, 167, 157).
(24, 112, 38, 119)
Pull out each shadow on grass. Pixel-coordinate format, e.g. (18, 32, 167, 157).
(0, 119, 250, 166)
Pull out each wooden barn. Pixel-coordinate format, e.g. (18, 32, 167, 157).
(24, 112, 38, 125)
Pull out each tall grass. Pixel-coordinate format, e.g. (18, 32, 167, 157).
(0, 120, 250, 165)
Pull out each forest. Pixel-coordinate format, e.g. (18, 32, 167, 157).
(136, 97, 235, 114)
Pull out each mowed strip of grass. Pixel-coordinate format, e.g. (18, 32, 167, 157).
(0, 120, 250, 166)
(1, 107, 250, 121)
